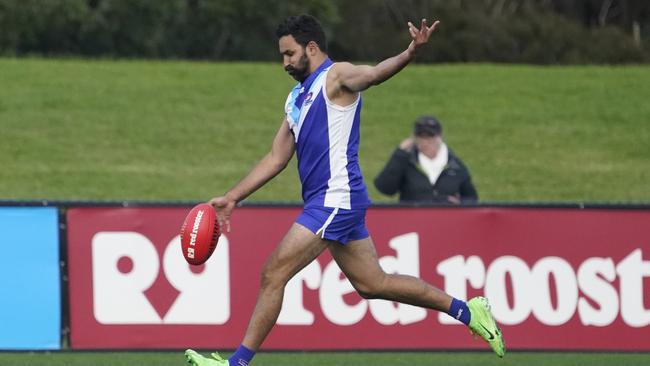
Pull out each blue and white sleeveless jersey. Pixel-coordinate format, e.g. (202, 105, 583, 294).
(284, 59, 371, 210)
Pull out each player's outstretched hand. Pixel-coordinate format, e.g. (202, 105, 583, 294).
(208, 195, 236, 233)
(407, 18, 439, 53)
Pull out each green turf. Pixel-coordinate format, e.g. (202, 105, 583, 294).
(1, 351, 649, 366)
(1, 58, 649, 203)
(2, 59, 648, 363)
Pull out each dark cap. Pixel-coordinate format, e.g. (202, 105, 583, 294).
(413, 115, 442, 136)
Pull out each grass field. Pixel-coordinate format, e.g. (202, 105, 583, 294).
(1, 351, 649, 366)
(1, 58, 649, 364)
(1, 58, 649, 203)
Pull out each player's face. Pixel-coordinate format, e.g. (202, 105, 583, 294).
(279, 35, 310, 82)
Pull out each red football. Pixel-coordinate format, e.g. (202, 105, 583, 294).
(180, 203, 220, 265)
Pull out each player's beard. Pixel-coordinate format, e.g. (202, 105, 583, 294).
(285, 53, 310, 82)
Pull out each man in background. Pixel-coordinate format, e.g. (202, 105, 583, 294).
(375, 115, 478, 204)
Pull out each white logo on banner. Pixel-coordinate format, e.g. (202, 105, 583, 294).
(279, 233, 650, 328)
(91, 232, 230, 324)
(90, 230, 649, 328)
(437, 248, 650, 327)
(277, 232, 426, 326)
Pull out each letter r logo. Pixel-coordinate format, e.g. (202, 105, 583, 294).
(91, 231, 230, 325)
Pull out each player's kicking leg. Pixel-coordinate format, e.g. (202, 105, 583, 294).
(329, 237, 506, 357)
(185, 223, 329, 366)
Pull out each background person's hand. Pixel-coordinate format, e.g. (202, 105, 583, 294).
(447, 194, 461, 204)
(399, 137, 415, 152)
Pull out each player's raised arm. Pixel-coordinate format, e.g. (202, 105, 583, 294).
(331, 19, 439, 93)
(209, 118, 295, 231)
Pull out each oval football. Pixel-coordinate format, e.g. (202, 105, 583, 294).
(180, 203, 220, 265)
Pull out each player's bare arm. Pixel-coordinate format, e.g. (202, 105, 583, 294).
(209, 119, 295, 230)
(327, 19, 439, 104)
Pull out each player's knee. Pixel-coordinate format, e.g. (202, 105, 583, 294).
(354, 280, 384, 299)
(259, 260, 292, 290)
(260, 263, 284, 289)
(352, 271, 388, 299)
(356, 286, 381, 299)
(357, 288, 378, 299)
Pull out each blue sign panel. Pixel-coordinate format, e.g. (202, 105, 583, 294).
(0, 207, 60, 350)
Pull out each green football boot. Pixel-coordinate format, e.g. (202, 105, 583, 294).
(185, 349, 229, 366)
(467, 296, 506, 357)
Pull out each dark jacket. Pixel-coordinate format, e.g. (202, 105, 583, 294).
(374, 146, 478, 203)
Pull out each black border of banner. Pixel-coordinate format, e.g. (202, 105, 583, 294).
(1, 199, 649, 210)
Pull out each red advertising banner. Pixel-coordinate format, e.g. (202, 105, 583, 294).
(67, 206, 650, 350)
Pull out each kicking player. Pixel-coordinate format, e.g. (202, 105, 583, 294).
(185, 14, 505, 366)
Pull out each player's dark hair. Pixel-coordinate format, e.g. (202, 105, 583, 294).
(276, 14, 328, 53)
